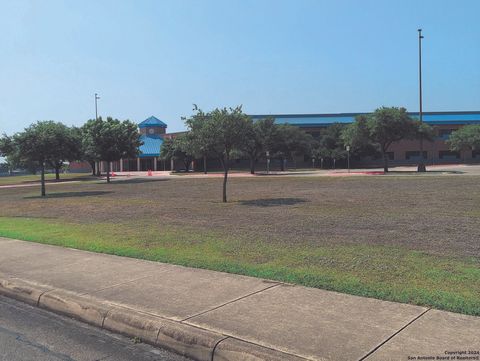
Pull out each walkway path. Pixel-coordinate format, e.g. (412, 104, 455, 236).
(0, 238, 478, 361)
(0, 180, 81, 189)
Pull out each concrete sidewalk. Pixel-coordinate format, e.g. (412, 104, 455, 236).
(0, 238, 478, 361)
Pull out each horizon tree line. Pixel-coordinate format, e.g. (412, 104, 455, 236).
(2, 106, 478, 199)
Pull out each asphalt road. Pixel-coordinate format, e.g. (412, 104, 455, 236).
(0, 295, 190, 361)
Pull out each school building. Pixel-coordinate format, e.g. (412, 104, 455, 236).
(252, 111, 480, 166)
(94, 111, 480, 173)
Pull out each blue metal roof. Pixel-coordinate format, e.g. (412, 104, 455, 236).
(138, 134, 163, 158)
(251, 111, 480, 127)
(138, 116, 167, 128)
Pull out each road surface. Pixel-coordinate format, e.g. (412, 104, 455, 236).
(0, 295, 190, 361)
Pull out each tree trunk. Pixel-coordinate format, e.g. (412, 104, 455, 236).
(41, 163, 46, 197)
(321, 158, 324, 169)
(221, 155, 229, 203)
(55, 165, 60, 181)
(280, 158, 285, 171)
(89, 161, 96, 176)
(383, 150, 389, 173)
(106, 161, 111, 183)
(249, 157, 255, 174)
(223, 168, 228, 203)
(203, 155, 207, 174)
(96, 161, 101, 176)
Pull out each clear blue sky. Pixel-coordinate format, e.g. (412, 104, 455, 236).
(1, 0, 479, 135)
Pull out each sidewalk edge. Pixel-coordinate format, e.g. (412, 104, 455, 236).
(0, 276, 309, 361)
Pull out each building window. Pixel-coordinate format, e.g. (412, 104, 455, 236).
(405, 151, 427, 160)
(472, 150, 479, 158)
(439, 150, 460, 159)
(386, 152, 394, 160)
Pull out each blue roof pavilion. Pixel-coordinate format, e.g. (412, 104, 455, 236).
(138, 116, 167, 129)
(138, 116, 167, 158)
(138, 134, 164, 158)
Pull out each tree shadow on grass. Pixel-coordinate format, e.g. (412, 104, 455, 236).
(388, 170, 465, 175)
(24, 191, 113, 199)
(238, 198, 307, 207)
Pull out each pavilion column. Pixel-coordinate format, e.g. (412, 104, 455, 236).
(153, 157, 157, 171)
(137, 158, 141, 172)
(94, 161, 98, 175)
(100, 161, 104, 173)
(170, 158, 174, 171)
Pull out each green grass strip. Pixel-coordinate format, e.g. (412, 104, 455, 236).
(0, 216, 478, 316)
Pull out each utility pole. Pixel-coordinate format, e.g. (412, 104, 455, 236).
(94, 93, 101, 176)
(417, 29, 426, 172)
(95, 93, 100, 121)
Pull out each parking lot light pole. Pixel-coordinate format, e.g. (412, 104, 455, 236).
(94, 93, 100, 175)
(95, 93, 100, 121)
(417, 29, 426, 172)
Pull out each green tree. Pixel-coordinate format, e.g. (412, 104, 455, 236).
(342, 107, 420, 172)
(310, 140, 331, 169)
(0, 135, 21, 175)
(1, 134, 41, 174)
(12, 121, 72, 196)
(240, 117, 277, 174)
(310, 123, 347, 169)
(159, 137, 175, 165)
(185, 105, 251, 202)
(329, 148, 347, 169)
(82, 117, 142, 183)
(81, 120, 102, 176)
(159, 134, 197, 171)
(44, 123, 83, 180)
(447, 125, 480, 154)
(271, 124, 312, 171)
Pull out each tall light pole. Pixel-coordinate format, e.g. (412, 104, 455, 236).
(94, 93, 100, 176)
(95, 93, 100, 121)
(417, 29, 426, 172)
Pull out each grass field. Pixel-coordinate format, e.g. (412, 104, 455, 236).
(0, 174, 478, 315)
(0, 173, 93, 186)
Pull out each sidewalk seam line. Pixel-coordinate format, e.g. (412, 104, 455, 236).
(79, 274, 157, 296)
(210, 336, 230, 361)
(357, 308, 431, 361)
(181, 283, 281, 322)
(212, 336, 315, 361)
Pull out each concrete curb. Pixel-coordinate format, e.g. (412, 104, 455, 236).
(39, 289, 111, 328)
(0, 276, 309, 361)
(0, 276, 53, 306)
(103, 307, 224, 360)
